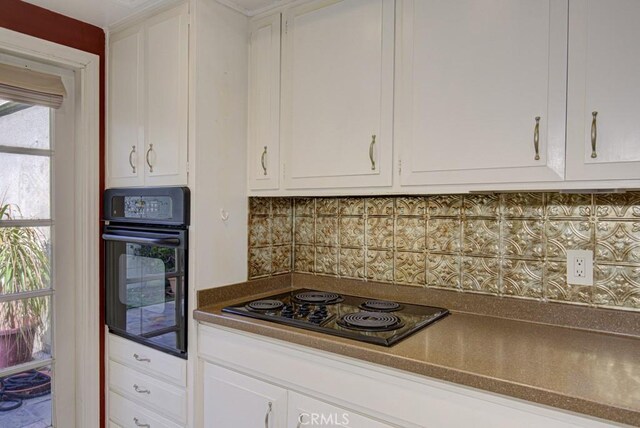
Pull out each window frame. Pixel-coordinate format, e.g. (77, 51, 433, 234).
(0, 104, 55, 377)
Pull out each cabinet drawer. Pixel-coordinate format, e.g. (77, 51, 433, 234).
(109, 360, 187, 424)
(108, 333, 186, 387)
(110, 391, 183, 428)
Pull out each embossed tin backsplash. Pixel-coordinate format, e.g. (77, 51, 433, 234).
(248, 194, 640, 311)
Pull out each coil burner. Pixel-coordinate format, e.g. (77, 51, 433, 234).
(359, 300, 402, 312)
(294, 291, 343, 305)
(338, 312, 404, 332)
(246, 300, 284, 311)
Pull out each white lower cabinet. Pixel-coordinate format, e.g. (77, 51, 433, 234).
(107, 333, 187, 427)
(108, 333, 187, 387)
(198, 324, 616, 428)
(287, 391, 393, 428)
(110, 360, 187, 424)
(203, 362, 287, 428)
(201, 362, 390, 428)
(109, 391, 183, 428)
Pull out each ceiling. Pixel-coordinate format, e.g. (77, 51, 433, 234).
(219, 0, 293, 15)
(23, 0, 294, 27)
(23, 0, 174, 28)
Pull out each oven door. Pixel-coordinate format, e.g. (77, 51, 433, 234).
(104, 225, 187, 358)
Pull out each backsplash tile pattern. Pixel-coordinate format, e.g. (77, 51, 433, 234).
(248, 198, 293, 279)
(248, 194, 640, 311)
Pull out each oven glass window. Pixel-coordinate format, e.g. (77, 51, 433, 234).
(106, 238, 185, 355)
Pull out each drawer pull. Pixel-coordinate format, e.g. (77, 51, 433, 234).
(261, 146, 268, 175)
(369, 135, 376, 170)
(133, 384, 150, 395)
(133, 353, 150, 363)
(129, 146, 136, 173)
(133, 417, 150, 428)
(533, 116, 540, 160)
(264, 401, 272, 428)
(591, 111, 598, 158)
(146, 144, 154, 172)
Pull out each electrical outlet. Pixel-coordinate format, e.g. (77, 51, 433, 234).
(567, 250, 593, 286)
(574, 256, 586, 277)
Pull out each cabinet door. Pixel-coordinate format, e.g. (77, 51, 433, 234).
(287, 391, 394, 428)
(281, 0, 394, 189)
(567, 0, 640, 181)
(396, 0, 567, 187)
(144, 4, 189, 186)
(108, 26, 144, 188)
(203, 362, 287, 428)
(248, 14, 281, 190)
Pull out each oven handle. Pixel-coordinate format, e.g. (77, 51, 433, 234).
(102, 233, 181, 247)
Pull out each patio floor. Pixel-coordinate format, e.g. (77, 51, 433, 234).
(0, 393, 51, 428)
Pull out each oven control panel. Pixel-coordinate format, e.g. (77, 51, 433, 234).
(104, 187, 190, 226)
(123, 196, 173, 219)
(108, 196, 173, 219)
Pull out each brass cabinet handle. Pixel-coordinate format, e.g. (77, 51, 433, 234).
(533, 116, 540, 160)
(369, 135, 376, 170)
(261, 146, 267, 176)
(591, 111, 598, 158)
(133, 353, 150, 363)
(146, 144, 154, 172)
(264, 402, 272, 428)
(133, 417, 150, 427)
(133, 384, 150, 394)
(129, 146, 136, 173)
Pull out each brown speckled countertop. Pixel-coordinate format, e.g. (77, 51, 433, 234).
(195, 274, 640, 427)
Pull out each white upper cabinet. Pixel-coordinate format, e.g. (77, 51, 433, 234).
(566, 0, 640, 181)
(247, 0, 640, 194)
(281, 0, 394, 189)
(107, 4, 188, 188)
(248, 13, 281, 190)
(144, 5, 189, 186)
(396, 0, 568, 187)
(108, 27, 144, 187)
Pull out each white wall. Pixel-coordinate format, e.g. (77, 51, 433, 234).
(189, 0, 249, 291)
(188, 3, 248, 426)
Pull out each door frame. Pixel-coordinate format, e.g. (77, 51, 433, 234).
(0, 27, 100, 427)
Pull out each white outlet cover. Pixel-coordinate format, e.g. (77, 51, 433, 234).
(567, 250, 594, 286)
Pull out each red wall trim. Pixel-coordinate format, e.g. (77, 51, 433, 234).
(1, 1, 106, 426)
(0, 0, 105, 55)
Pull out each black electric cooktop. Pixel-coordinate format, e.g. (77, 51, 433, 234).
(222, 289, 449, 346)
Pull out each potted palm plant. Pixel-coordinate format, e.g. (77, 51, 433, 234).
(0, 203, 50, 369)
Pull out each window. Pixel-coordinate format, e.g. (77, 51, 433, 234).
(0, 98, 53, 426)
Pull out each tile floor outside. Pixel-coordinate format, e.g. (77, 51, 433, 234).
(0, 393, 51, 427)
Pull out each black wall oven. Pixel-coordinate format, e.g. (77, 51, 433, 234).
(103, 187, 189, 359)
